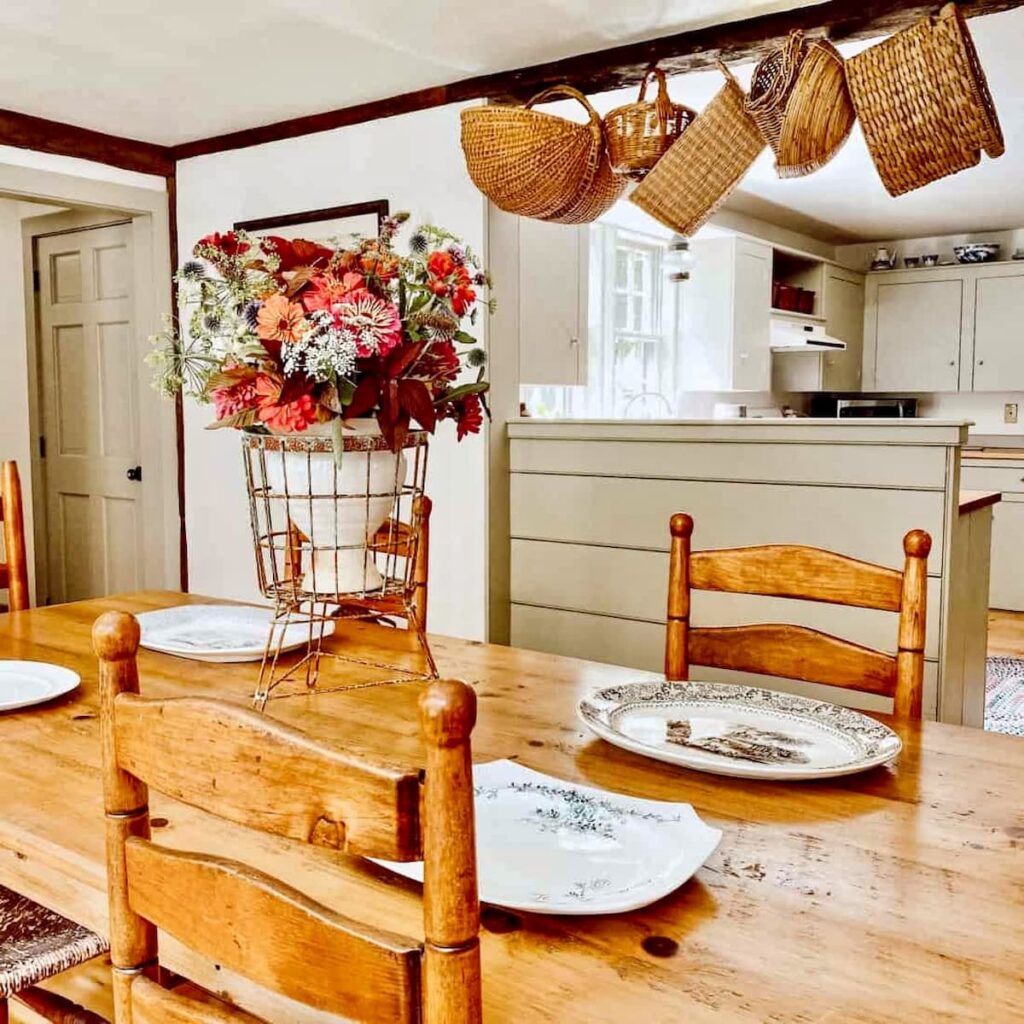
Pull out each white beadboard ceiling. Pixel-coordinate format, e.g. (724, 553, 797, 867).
(0, 0, 824, 146)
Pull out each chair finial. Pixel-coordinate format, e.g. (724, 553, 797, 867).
(670, 513, 694, 538)
(903, 529, 932, 559)
(420, 680, 477, 748)
(92, 611, 141, 661)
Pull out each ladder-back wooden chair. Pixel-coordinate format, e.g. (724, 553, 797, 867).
(93, 611, 480, 1024)
(0, 460, 29, 612)
(665, 513, 931, 719)
(289, 495, 433, 630)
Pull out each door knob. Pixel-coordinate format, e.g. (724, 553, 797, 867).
(126, 466, 143, 482)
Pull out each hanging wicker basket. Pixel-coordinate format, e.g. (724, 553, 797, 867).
(460, 86, 625, 222)
(776, 37, 856, 179)
(746, 31, 804, 153)
(746, 31, 856, 179)
(846, 2, 1004, 197)
(604, 67, 696, 180)
(630, 63, 765, 238)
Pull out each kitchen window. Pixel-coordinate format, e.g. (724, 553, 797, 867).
(522, 219, 682, 418)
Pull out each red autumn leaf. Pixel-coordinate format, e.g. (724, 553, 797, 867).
(343, 376, 380, 419)
(384, 339, 425, 379)
(379, 380, 400, 429)
(397, 379, 436, 433)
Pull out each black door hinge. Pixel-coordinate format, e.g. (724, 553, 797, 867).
(38, 435, 46, 459)
(32, 269, 40, 293)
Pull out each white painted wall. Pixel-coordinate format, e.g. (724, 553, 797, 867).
(0, 201, 33, 579)
(175, 103, 489, 640)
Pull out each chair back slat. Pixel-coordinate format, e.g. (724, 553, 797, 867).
(0, 460, 30, 611)
(125, 840, 421, 1023)
(132, 972, 292, 1023)
(689, 624, 898, 696)
(690, 544, 903, 611)
(112, 694, 421, 861)
(666, 513, 931, 718)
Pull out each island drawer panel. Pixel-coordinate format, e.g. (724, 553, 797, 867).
(510, 474, 947, 572)
(510, 604, 939, 718)
(511, 439, 947, 489)
(510, 539, 941, 659)
(961, 463, 1024, 499)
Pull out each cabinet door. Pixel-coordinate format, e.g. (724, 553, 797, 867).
(972, 272, 1024, 391)
(989, 500, 1024, 611)
(732, 239, 772, 391)
(518, 219, 587, 385)
(873, 279, 962, 391)
(822, 267, 864, 391)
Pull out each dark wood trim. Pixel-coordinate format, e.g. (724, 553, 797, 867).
(0, 107, 174, 177)
(166, 171, 188, 592)
(234, 200, 390, 235)
(171, 0, 1023, 160)
(958, 490, 1002, 515)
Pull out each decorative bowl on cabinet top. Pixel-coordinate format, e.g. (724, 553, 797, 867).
(954, 243, 1000, 264)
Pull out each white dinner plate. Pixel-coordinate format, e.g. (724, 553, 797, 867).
(373, 759, 721, 915)
(137, 604, 333, 663)
(0, 661, 80, 712)
(578, 680, 902, 781)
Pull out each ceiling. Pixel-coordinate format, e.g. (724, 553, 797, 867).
(0, 0, 824, 146)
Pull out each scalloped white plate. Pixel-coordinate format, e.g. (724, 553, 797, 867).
(0, 661, 80, 712)
(373, 759, 721, 915)
(137, 604, 332, 663)
(578, 680, 902, 781)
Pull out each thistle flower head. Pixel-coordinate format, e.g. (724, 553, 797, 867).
(409, 232, 428, 255)
(467, 347, 488, 368)
(180, 260, 206, 282)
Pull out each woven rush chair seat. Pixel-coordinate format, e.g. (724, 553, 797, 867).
(0, 884, 108, 999)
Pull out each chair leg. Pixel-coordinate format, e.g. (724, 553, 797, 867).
(0, 995, 8, 1024)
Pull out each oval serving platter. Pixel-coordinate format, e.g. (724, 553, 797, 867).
(578, 681, 902, 781)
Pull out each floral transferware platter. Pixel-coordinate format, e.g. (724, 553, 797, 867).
(0, 661, 80, 713)
(372, 759, 721, 915)
(137, 604, 332, 663)
(578, 681, 903, 781)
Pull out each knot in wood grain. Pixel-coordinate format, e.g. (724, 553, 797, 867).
(309, 816, 346, 849)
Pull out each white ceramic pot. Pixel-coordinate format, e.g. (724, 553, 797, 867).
(262, 420, 406, 595)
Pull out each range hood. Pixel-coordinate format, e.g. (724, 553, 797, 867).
(770, 317, 846, 352)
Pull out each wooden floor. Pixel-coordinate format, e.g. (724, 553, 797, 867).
(987, 608, 1024, 657)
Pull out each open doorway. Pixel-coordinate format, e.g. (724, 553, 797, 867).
(0, 161, 177, 607)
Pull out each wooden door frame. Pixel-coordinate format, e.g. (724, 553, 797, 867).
(5, 163, 176, 603)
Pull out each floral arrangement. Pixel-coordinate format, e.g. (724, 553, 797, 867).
(150, 212, 491, 451)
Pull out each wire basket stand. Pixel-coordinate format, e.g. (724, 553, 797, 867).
(242, 426, 437, 710)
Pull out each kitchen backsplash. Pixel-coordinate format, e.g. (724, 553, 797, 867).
(916, 392, 1024, 436)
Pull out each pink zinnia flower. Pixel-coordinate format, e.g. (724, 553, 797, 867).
(334, 289, 403, 358)
(212, 380, 258, 420)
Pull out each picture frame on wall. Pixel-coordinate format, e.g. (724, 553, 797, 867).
(234, 199, 389, 243)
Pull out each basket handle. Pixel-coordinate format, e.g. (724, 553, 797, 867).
(525, 84, 602, 125)
(638, 66, 675, 128)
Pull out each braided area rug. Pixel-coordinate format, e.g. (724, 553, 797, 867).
(986, 657, 1024, 737)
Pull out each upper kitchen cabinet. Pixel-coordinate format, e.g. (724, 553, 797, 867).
(822, 265, 865, 391)
(682, 236, 772, 391)
(972, 265, 1024, 391)
(865, 274, 964, 391)
(518, 216, 589, 386)
(864, 261, 1024, 393)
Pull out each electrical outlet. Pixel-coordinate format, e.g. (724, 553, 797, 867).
(1005, 403, 1019, 424)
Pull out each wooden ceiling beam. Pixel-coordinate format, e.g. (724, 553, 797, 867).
(0, 107, 175, 177)
(172, 0, 1022, 161)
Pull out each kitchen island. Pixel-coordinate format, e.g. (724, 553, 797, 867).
(507, 418, 993, 725)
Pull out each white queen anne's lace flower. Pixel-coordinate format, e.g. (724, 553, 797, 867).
(283, 310, 358, 382)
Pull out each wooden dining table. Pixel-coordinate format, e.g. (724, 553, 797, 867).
(1, 591, 1022, 1023)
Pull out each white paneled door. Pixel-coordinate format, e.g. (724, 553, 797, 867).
(37, 223, 144, 603)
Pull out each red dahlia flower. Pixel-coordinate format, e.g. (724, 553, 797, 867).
(427, 251, 455, 278)
(197, 230, 249, 256)
(453, 393, 484, 440)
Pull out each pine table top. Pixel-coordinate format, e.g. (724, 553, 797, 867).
(1, 591, 1022, 1023)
